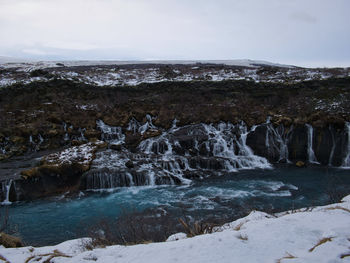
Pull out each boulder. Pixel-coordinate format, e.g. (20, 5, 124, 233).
(84, 129, 101, 139)
(295, 161, 305, 167)
(17, 141, 106, 200)
(10, 136, 25, 145)
(47, 129, 60, 137)
(110, 144, 122, 151)
(0, 233, 23, 248)
(125, 160, 134, 168)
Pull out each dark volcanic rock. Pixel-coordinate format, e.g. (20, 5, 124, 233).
(288, 125, 308, 162)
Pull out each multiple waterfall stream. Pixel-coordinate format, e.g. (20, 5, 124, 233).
(1, 119, 350, 202)
(1, 117, 350, 246)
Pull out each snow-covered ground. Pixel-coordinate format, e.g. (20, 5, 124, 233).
(1, 195, 349, 263)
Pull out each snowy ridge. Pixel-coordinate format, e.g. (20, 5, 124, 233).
(1, 60, 349, 87)
(1, 195, 350, 263)
(0, 59, 291, 69)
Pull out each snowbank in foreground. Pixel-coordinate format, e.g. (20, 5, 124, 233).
(1, 196, 350, 263)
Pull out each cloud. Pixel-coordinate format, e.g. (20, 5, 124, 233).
(0, 0, 349, 67)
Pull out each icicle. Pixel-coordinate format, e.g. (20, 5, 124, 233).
(305, 124, 319, 164)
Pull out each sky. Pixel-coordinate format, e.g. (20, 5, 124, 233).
(0, 0, 349, 67)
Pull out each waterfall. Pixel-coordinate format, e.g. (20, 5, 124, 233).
(1, 179, 13, 205)
(138, 114, 157, 135)
(342, 122, 350, 168)
(127, 114, 158, 135)
(96, 120, 125, 145)
(85, 121, 273, 191)
(265, 122, 292, 163)
(305, 124, 319, 164)
(79, 128, 87, 141)
(127, 118, 140, 134)
(139, 122, 271, 173)
(38, 134, 44, 144)
(64, 133, 70, 141)
(85, 171, 135, 189)
(328, 125, 336, 166)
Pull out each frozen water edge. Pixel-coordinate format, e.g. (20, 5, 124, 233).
(1, 195, 350, 263)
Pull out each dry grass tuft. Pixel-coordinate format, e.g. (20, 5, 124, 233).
(0, 254, 10, 263)
(233, 221, 246, 231)
(178, 218, 217, 238)
(325, 206, 350, 213)
(340, 253, 350, 259)
(236, 233, 248, 241)
(25, 249, 71, 263)
(276, 252, 296, 263)
(309, 237, 333, 252)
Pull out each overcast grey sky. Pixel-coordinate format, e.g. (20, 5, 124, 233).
(0, 0, 349, 67)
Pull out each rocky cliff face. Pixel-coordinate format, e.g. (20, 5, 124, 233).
(0, 75, 350, 202)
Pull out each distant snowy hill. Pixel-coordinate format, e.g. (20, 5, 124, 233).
(0, 58, 293, 68)
(0, 56, 34, 64)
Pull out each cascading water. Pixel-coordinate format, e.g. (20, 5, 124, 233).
(265, 121, 292, 163)
(96, 120, 125, 145)
(86, 121, 272, 190)
(342, 122, 350, 168)
(305, 124, 319, 164)
(38, 134, 44, 144)
(127, 114, 158, 135)
(139, 122, 271, 179)
(78, 128, 87, 141)
(1, 179, 13, 205)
